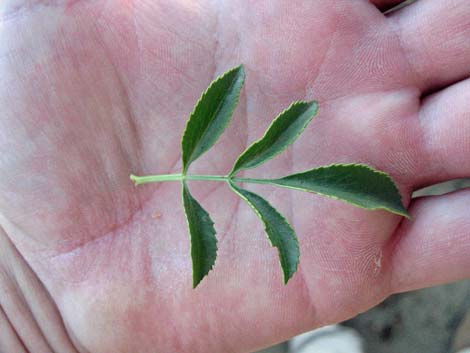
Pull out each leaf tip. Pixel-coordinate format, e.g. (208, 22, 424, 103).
(231, 64, 246, 87)
(282, 250, 299, 285)
(192, 276, 204, 289)
(398, 209, 411, 219)
(385, 205, 410, 219)
(234, 63, 245, 73)
(221, 64, 246, 85)
(282, 269, 296, 285)
(291, 99, 319, 113)
(181, 64, 246, 173)
(192, 260, 216, 289)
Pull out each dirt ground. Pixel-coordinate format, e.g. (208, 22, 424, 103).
(345, 280, 470, 353)
(256, 280, 470, 353)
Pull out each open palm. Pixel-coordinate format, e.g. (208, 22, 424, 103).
(1, 1, 470, 352)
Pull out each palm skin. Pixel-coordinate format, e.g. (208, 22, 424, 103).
(1, 0, 470, 352)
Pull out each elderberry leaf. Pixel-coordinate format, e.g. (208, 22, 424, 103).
(229, 182, 299, 284)
(182, 182, 218, 288)
(182, 65, 245, 173)
(271, 163, 409, 217)
(230, 101, 318, 175)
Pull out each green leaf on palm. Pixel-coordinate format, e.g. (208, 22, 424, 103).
(130, 64, 409, 288)
(271, 163, 409, 217)
(182, 182, 218, 288)
(230, 101, 318, 175)
(182, 65, 245, 173)
(229, 182, 299, 284)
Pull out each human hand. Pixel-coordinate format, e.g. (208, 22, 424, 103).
(1, 1, 469, 352)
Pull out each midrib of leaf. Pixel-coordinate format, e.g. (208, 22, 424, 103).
(228, 181, 299, 284)
(182, 65, 244, 173)
(268, 163, 409, 217)
(230, 101, 318, 175)
(182, 181, 218, 287)
(131, 168, 407, 217)
(192, 77, 238, 161)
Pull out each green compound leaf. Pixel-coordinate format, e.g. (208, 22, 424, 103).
(131, 65, 410, 288)
(230, 101, 318, 175)
(182, 182, 218, 288)
(182, 65, 245, 173)
(229, 182, 299, 284)
(270, 163, 409, 218)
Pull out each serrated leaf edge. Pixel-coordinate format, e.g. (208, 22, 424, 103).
(230, 100, 318, 176)
(181, 181, 218, 288)
(228, 181, 300, 284)
(181, 65, 245, 173)
(273, 163, 410, 218)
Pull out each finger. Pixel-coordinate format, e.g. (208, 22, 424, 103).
(0, 226, 78, 352)
(412, 78, 470, 187)
(390, 0, 470, 92)
(0, 307, 28, 353)
(390, 189, 470, 293)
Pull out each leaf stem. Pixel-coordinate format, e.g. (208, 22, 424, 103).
(130, 173, 183, 185)
(232, 177, 274, 185)
(130, 173, 275, 186)
(188, 175, 228, 182)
